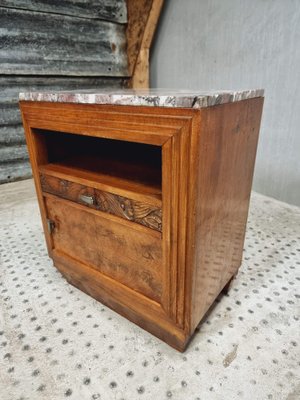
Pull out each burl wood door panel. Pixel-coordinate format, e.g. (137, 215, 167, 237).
(45, 195, 163, 302)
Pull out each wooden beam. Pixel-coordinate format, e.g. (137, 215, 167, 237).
(126, 0, 164, 89)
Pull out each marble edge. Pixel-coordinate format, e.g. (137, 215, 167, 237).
(19, 89, 264, 108)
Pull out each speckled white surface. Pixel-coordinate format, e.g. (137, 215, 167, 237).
(0, 179, 299, 400)
(19, 88, 264, 108)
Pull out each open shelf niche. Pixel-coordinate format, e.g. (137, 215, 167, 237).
(34, 129, 162, 203)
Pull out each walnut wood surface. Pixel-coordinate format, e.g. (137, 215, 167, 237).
(188, 98, 264, 331)
(94, 190, 162, 232)
(20, 98, 264, 351)
(45, 194, 162, 302)
(126, 0, 164, 88)
(51, 255, 188, 351)
(39, 161, 162, 207)
(40, 173, 162, 232)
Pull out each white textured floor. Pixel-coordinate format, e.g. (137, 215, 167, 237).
(0, 179, 299, 400)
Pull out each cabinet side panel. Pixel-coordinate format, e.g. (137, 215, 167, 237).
(191, 98, 264, 330)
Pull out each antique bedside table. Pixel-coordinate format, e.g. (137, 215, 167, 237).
(19, 89, 264, 351)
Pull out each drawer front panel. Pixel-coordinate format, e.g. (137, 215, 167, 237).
(45, 196, 163, 302)
(41, 173, 94, 204)
(40, 173, 162, 232)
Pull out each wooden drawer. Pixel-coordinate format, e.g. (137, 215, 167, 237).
(45, 195, 163, 302)
(40, 173, 162, 232)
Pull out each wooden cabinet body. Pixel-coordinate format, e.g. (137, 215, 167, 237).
(20, 96, 263, 351)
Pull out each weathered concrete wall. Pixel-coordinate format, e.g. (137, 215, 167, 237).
(0, 0, 128, 183)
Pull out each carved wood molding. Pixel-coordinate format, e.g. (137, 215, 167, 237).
(40, 173, 163, 232)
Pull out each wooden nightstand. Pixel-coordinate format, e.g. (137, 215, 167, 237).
(19, 89, 264, 351)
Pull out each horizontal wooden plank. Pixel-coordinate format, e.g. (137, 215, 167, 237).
(38, 162, 162, 207)
(0, 159, 32, 183)
(0, 0, 127, 23)
(0, 7, 128, 76)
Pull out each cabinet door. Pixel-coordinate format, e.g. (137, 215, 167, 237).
(45, 195, 163, 302)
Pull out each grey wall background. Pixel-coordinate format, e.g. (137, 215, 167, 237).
(150, 0, 300, 206)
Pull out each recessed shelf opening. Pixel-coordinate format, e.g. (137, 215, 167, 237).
(33, 129, 162, 200)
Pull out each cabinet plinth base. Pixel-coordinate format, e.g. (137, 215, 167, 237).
(52, 258, 190, 352)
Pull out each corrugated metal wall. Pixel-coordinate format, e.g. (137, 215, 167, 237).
(0, 0, 129, 184)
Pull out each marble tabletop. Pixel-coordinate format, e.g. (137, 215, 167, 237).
(19, 88, 264, 109)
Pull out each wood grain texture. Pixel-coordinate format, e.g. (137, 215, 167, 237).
(52, 255, 188, 351)
(127, 0, 164, 88)
(189, 98, 264, 331)
(126, 0, 153, 76)
(94, 189, 162, 232)
(19, 100, 195, 343)
(0, 0, 127, 23)
(38, 161, 162, 207)
(45, 195, 163, 302)
(20, 98, 264, 351)
(40, 173, 162, 232)
(0, 7, 128, 76)
(40, 173, 94, 206)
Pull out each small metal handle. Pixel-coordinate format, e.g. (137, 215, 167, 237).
(46, 219, 55, 234)
(79, 194, 94, 205)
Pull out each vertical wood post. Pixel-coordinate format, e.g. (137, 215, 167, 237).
(126, 0, 164, 88)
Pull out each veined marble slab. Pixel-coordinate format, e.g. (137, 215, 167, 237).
(19, 88, 264, 108)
